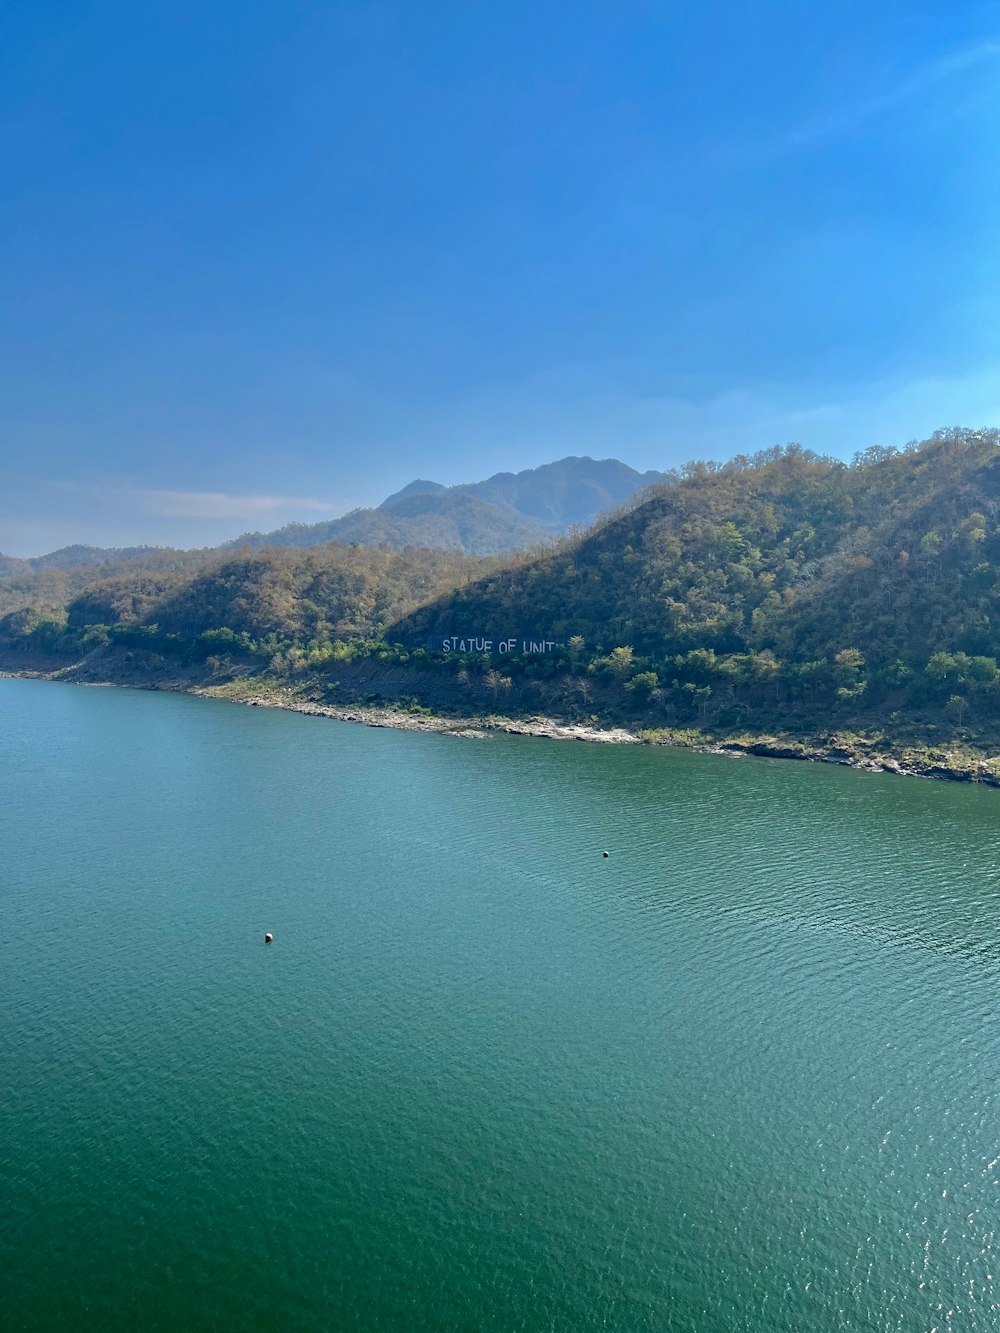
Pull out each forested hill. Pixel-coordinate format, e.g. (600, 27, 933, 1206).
(7, 428, 1000, 761)
(393, 429, 1000, 664)
(0, 543, 496, 654)
(0, 543, 173, 578)
(0, 545, 211, 619)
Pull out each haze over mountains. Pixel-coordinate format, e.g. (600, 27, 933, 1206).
(228, 456, 664, 555)
(0, 457, 663, 571)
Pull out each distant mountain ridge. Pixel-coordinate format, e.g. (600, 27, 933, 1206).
(1, 457, 664, 570)
(0, 543, 167, 575)
(227, 491, 547, 557)
(379, 479, 448, 507)
(444, 456, 665, 530)
(229, 456, 664, 556)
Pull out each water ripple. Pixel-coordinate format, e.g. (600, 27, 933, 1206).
(3, 680, 1000, 1331)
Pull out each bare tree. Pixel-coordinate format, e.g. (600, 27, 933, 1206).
(571, 676, 592, 704)
(484, 669, 512, 700)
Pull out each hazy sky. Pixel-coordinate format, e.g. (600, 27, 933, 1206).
(3, 0, 1000, 554)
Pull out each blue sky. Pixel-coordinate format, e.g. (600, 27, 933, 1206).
(2, 0, 999, 554)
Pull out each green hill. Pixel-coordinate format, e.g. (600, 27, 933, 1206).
(393, 431, 1000, 660)
(6, 429, 1000, 772)
(382, 429, 1000, 740)
(0, 545, 211, 619)
(0, 543, 495, 665)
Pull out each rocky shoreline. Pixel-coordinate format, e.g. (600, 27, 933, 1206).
(4, 665, 1000, 786)
(212, 688, 1000, 783)
(212, 688, 643, 745)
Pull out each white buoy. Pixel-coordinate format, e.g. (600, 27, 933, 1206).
(264, 932, 273, 944)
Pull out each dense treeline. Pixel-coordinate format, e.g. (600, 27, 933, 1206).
(0, 546, 214, 618)
(0, 543, 499, 663)
(386, 429, 1000, 728)
(5, 428, 1000, 741)
(397, 429, 1000, 658)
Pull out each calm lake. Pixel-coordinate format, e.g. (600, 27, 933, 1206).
(3, 677, 1000, 1331)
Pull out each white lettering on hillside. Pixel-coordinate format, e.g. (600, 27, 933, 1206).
(441, 636, 559, 655)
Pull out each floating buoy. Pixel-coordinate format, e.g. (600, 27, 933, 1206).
(264, 932, 273, 944)
(602, 851, 609, 858)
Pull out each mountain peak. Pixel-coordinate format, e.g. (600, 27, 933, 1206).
(379, 479, 447, 510)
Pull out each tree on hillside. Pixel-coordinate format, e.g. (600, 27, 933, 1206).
(484, 669, 512, 700)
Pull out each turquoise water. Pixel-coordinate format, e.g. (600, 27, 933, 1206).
(3, 678, 1000, 1331)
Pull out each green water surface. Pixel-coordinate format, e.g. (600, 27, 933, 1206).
(3, 678, 1000, 1331)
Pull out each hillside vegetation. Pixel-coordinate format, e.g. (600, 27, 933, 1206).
(5, 429, 1000, 767)
(389, 429, 1000, 734)
(0, 543, 495, 667)
(0, 545, 212, 618)
(399, 430, 1000, 655)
